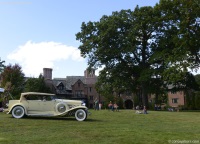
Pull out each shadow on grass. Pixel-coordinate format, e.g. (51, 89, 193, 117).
(7, 116, 102, 122)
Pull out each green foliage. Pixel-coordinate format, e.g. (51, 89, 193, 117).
(0, 64, 25, 98)
(76, 1, 200, 108)
(185, 92, 195, 110)
(76, 6, 163, 107)
(194, 75, 200, 109)
(133, 95, 140, 107)
(194, 74, 200, 88)
(195, 93, 200, 109)
(24, 74, 51, 93)
(0, 58, 5, 73)
(155, 0, 200, 82)
(148, 102, 155, 110)
(185, 90, 200, 110)
(117, 96, 124, 109)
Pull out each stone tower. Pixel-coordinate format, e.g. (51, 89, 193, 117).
(43, 68, 52, 80)
(84, 68, 95, 78)
(84, 68, 97, 84)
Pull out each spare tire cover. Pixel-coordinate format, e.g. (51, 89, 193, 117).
(56, 103, 68, 113)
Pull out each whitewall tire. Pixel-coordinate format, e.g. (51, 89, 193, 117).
(12, 106, 25, 119)
(75, 109, 87, 121)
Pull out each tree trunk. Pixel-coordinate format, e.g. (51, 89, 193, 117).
(141, 83, 148, 108)
(155, 93, 158, 105)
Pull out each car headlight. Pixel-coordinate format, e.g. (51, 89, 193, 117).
(81, 103, 86, 106)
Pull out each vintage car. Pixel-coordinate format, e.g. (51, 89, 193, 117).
(6, 92, 89, 121)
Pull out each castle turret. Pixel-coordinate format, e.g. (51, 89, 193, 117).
(43, 68, 52, 80)
(84, 68, 95, 78)
(84, 68, 97, 84)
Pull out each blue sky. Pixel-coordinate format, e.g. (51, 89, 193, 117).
(0, 0, 160, 78)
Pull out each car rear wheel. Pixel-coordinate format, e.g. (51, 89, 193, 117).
(12, 106, 25, 119)
(75, 109, 87, 121)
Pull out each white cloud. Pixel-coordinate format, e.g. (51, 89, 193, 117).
(95, 66, 104, 76)
(7, 41, 84, 77)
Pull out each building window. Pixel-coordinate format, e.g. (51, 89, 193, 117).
(75, 90, 83, 97)
(78, 82, 80, 87)
(89, 87, 92, 92)
(172, 98, 178, 103)
(89, 96, 93, 100)
(58, 85, 64, 90)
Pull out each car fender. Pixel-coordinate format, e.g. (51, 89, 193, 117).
(8, 104, 27, 115)
(69, 106, 87, 111)
(69, 106, 88, 114)
(56, 106, 88, 116)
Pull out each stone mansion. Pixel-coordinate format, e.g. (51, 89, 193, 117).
(43, 68, 186, 109)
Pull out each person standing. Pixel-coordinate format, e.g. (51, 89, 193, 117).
(143, 106, 147, 114)
(108, 101, 113, 111)
(114, 103, 119, 111)
(99, 102, 102, 110)
(154, 104, 157, 111)
(94, 99, 99, 110)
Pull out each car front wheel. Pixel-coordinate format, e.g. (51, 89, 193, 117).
(75, 109, 87, 121)
(12, 106, 25, 119)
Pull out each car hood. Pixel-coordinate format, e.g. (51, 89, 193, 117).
(55, 99, 82, 104)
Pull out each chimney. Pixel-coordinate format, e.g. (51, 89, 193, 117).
(43, 68, 53, 80)
(84, 68, 95, 78)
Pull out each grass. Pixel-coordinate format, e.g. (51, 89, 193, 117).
(0, 109, 200, 144)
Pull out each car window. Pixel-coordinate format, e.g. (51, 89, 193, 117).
(25, 95, 43, 100)
(42, 95, 53, 101)
(24, 94, 56, 101)
(50, 95, 56, 100)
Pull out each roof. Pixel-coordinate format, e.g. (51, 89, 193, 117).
(65, 76, 85, 90)
(56, 81, 64, 87)
(52, 78, 66, 86)
(51, 76, 85, 92)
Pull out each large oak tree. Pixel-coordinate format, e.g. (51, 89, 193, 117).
(76, 6, 164, 107)
(76, 0, 200, 107)
(155, 0, 200, 82)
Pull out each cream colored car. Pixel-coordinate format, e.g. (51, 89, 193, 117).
(6, 92, 89, 121)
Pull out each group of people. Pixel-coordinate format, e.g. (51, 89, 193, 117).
(94, 99, 119, 111)
(154, 104, 161, 111)
(135, 105, 148, 114)
(94, 99, 148, 114)
(108, 101, 119, 112)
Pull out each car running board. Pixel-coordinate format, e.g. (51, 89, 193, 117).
(27, 114, 55, 117)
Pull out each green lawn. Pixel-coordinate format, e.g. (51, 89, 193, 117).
(0, 110, 199, 144)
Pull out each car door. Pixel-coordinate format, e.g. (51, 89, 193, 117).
(41, 96, 56, 115)
(22, 94, 43, 114)
(42, 101, 55, 112)
(26, 100, 43, 114)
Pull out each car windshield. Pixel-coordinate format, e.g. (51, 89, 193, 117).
(50, 95, 58, 100)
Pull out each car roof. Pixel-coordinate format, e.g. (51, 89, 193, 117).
(21, 92, 55, 96)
